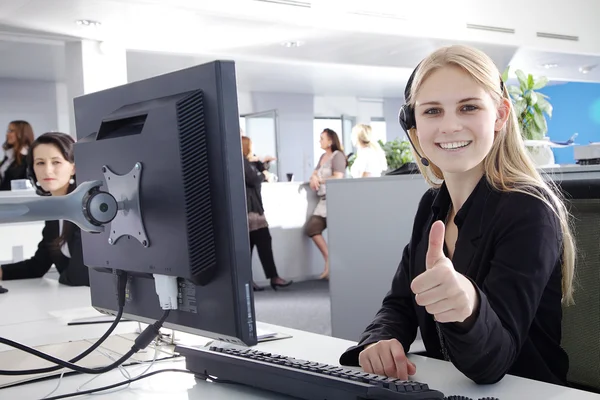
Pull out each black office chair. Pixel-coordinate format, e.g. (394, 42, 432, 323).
(557, 179, 600, 392)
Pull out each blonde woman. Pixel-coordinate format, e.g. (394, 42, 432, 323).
(349, 124, 388, 178)
(340, 45, 575, 387)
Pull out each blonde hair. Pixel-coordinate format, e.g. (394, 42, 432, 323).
(406, 45, 575, 305)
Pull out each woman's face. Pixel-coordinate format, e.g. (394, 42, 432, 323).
(319, 132, 332, 150)
(6, 125, 17, 146)
(33, 143, 75, 196)
(413, 65, 508, 177)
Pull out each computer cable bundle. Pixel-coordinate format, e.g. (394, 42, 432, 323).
(0, 270, 129, 376)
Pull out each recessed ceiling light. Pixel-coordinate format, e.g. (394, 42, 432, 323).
(541, 63, 558, 69)
(579, 65, 597, 74)
(76, 19, 101, 27)
(281, 41, 304, 48)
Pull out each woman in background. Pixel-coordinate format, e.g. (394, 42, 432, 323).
(0, 132, 89, 286)
(306, 128, 347, 280)
(0, 120, 34, 191)
(350, 124, 388, 178)
(242, 136, 292, 291)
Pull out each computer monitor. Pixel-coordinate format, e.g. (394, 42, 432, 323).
(73, 60, 258, 346)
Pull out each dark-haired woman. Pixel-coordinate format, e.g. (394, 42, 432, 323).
(0, 132, 89, 286)
(0, 120, 34, 191)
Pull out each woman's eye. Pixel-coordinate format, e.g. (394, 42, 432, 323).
(35, 162, 44, 166)
(462, 105, 478, 112)
(424, 108, 440, 115)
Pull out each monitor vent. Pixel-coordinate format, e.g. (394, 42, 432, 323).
(176, 91, 216, 285)
(466, 23, 515, 34)
(252, 0, 310, 8)
(536, 32, 579, 41)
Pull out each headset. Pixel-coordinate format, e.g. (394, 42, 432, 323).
(398, 62, 506, 168)
(398, 64, 429, 166)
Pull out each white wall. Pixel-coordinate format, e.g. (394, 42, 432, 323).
(0, 78, 60, 137)
(313, 96, 383, 121)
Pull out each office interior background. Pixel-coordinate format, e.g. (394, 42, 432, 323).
(0, 0, 598, 180)
(1, 0, 600, 398)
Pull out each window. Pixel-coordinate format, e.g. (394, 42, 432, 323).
(313, 118, 343, 168)
(370, 118, 387, 145)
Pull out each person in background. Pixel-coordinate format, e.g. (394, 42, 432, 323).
(339, 45, 574, 386)
(0, 120, 34, 191)
(306, 128, 347, 280)
(242, 136, 292, 291)
(349, 124, 388, 178)
(0, 132, 89, 286)
(241, 128, 277, 181)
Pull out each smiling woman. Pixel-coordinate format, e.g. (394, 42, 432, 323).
(0, 132, 89, 287)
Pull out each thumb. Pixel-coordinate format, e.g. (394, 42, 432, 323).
(407, 359, 417, 376)
(426, 220, 446, 269)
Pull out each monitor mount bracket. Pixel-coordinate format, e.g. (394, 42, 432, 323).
(103, 162, 149, 248)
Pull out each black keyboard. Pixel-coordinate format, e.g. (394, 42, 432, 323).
(176, 344, 446, 399)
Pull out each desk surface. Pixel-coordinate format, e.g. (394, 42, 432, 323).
(0, 279, 597, 400)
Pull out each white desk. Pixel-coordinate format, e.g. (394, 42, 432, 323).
(0, 279, 597, 400)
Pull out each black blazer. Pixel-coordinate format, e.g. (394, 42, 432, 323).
(0, 156, 27, 191)
(339, 177, 568, 386)
(1, 221, 90, 286)
(244, 158, 266, 215)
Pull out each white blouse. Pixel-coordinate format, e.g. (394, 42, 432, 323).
(350, 147, 388, 178)
(58, 220, 71, 258)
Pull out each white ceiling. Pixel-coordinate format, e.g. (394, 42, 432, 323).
(0, 0, 598, 97)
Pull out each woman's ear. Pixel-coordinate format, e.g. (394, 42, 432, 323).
(495, 98, 511, 132)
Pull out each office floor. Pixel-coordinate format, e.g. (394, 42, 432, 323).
(253, 279, 331, 336)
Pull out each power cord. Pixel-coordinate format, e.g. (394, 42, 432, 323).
(0, 309, 170, 375)
(0, 270, 129, 376)
(43, 368, 197, 400)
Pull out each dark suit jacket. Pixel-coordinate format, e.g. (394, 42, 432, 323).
(339, 176, 568, 386)
(0, 156, 28, 191)
(244, 158, 266, 215)
(1, 221, 90, 286)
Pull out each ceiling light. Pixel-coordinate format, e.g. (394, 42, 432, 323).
(76, 19, 101, 27)
(579, 65, 597, 74)
(541, 63, 558, 69)
(281, 41, 304, 48)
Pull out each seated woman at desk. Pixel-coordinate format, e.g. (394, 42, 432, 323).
(242, 136, 292, 291)
(0, 132, 89, 286)
(339, 45, 574, 386)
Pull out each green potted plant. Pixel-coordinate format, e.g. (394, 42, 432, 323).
(502, 66, 553, 141)
(377, 138, 418, 175)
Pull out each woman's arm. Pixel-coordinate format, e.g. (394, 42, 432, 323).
(439, 194, 563, 384)
(0, 222, 54, 280)
(243, 158, 265, 187)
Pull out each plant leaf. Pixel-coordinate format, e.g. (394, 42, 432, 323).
(515, 69, 527, 84)
(529, 91, 538, 104)
(533, 111, 546, 134)
(527, 74, 535, 90)
(501, 66, 510, 83)
(508, 86, 522, 97)
(537, 96, 553, 118)
(532, 76, 549, 90)
(515, 98, 528, 115)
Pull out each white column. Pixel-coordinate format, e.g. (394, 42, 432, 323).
(63, 40, 127, 138)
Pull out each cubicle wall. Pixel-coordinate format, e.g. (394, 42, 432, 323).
(326, 175, 429, 341)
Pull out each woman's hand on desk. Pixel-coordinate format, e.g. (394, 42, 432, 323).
(358, 339, 416, 380)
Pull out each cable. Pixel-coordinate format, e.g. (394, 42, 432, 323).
(0, 270, 129, 376)
(43, 368, 196, 400)
(0, 310, 170, 375)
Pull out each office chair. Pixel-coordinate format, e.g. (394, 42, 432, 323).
(559, 181, 600, 392)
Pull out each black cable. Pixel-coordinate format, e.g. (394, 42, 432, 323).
(43, 368, 237, 400)
(0, 270, 129, 376)
(0, 309, 170, 375)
